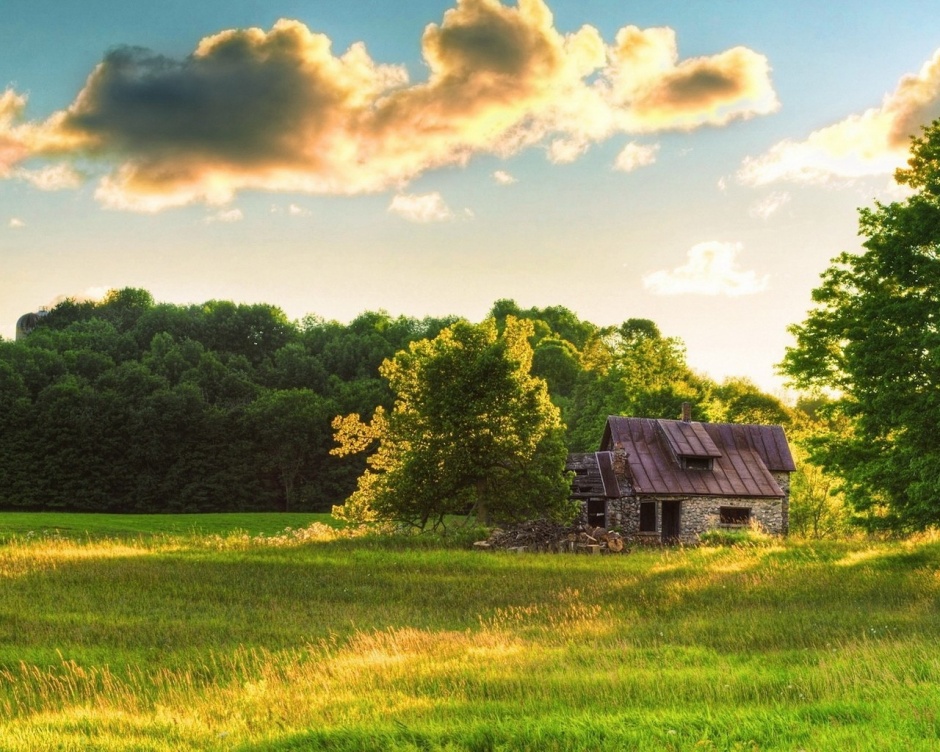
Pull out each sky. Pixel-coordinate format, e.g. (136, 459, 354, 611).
(3, 0, 940, 393)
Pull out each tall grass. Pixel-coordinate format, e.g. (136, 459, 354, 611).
(0, 515, 937, 750)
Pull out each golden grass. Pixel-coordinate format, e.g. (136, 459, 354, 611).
(0, 526, 937, 750)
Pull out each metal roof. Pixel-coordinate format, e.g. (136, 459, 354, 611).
(601, 416, 794, 498)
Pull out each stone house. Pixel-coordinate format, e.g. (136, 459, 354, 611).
(567, 407, 795, 543)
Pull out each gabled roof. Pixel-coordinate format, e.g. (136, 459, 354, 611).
(600, 416, 795, 499)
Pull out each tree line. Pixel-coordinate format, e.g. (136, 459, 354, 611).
(0, 288, 796, 515)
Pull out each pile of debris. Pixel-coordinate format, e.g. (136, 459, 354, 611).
(473, 520, 627, 554)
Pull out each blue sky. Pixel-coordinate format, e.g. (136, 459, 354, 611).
(3, 0, 940, 392)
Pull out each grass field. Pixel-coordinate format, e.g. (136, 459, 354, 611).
(0, 513, 937, 751)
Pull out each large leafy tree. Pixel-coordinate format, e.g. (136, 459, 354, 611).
(780, 119, 940, 529)
(331, 317, 575, 529)
(566, 319, 707, 450)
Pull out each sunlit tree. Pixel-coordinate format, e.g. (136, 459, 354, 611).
(781, 119, 940, 529)
(331, 318, 575, 529)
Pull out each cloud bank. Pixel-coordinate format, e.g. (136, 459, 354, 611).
(739, 48, 940, 186)
(0, 0, 777, 211)
(643, 241, 768, 297)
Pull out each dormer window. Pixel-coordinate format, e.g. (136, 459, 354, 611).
(681, 456, 713, 471)
(656, 419, 721, 473)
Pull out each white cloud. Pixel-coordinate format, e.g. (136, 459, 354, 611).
(614, 141, 659, 172)
(643, 241, 769, 297)
(749, 191, 791, 219)
(16, 163, 82, 191)
(9, 217, 24, 228)
(547, 138, 590, 164)
(388, 192, 455, 223)
(204, 208, 244, 223)
(288, 203, 309, 216)
(493, 170, 517, 185)
(739, 48, 940, 186)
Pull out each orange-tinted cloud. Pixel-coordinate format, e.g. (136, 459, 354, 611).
(607, 27, 778, 133)
(0, 89, 30, 176)
(739, 49, 940, 186)
(2, 0, 778, 210)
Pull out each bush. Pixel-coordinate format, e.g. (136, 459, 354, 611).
(699, 521, 774, 547)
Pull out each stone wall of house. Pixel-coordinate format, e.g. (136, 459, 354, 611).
(683, 496, 785, 539)
(592, 493, 787, 544)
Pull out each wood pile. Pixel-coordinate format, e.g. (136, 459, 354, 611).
(473, 520, 627, 554)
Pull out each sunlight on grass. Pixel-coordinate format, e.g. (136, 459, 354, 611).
(835, 547, 892, 567)
(0, 521, 938, 750)
(0, 539, 150, 579)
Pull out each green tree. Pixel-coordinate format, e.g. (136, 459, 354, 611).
(332, 318, 575, 529)
(780, 119, 940, 530)
(703, 377, 793, 426)
(566, 320, 706, 450)
(246, 389, 337, 511)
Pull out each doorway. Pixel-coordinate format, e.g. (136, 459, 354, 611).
(661, 500, 681, 542)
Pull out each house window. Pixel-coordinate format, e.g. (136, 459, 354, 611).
(639, 501, 656, 532)
(682, 457, 712, 471)
(720, 506, 751, 525)
(587, 498, 606, 527)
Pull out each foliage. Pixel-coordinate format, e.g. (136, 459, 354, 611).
(0, 290, 455, 513)
(697, 523, 773, 547)
(332, 318, 576, 528)
(785, 401, 853, 538)
(565, 318, 712, 450)
(781, 119, 940, 530)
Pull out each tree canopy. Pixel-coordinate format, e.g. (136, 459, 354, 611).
(331, 318, 575, 529)
(780, 119, 940, 530)
(0, 291, 455, 512)
(2, 288, 792, 517)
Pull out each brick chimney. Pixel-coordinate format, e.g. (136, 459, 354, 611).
(681, 402, 692, 422)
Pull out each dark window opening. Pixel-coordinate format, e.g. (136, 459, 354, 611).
(682, 457, 712, 471)
(720, 506, 751, 525)
(639, 502, 656, 532)
(587, 498, 606, 527)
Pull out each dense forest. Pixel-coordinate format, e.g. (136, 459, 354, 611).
(0, 288, 798, 515)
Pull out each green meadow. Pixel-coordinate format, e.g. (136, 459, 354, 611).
(0, 514, 938, 751)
